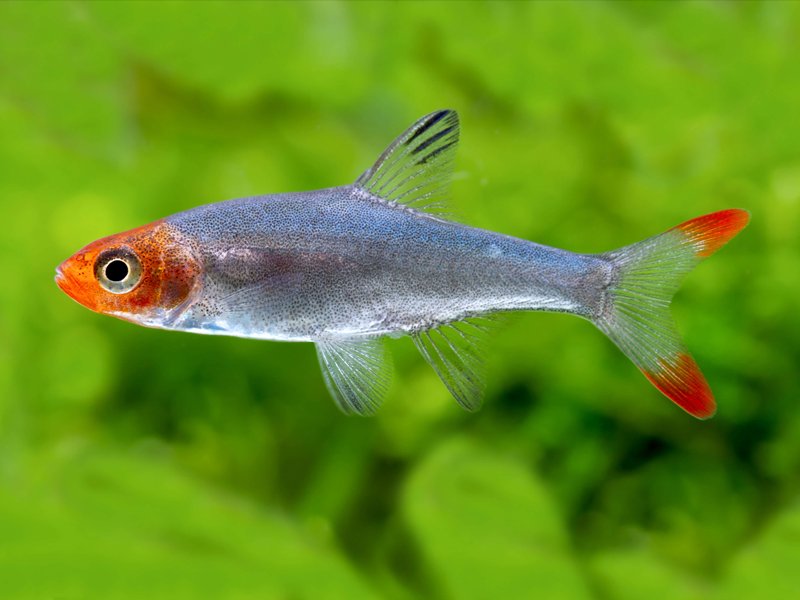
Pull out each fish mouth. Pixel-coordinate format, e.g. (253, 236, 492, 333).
(54, 262, 87, 307)
(55, 258, 110, 314)
(54, 264, 68, 292)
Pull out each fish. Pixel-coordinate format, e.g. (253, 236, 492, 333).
(55, 110, 749, 418)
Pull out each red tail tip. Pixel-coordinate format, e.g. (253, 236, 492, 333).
(676, 209, 750, 258)
(642, 353, 716, 419)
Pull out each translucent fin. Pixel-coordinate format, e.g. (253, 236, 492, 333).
(595, 209, 750, 419)
(315, 337, 392, 416)
(355, 109, 459, 212)
(412, 319, 491, 411)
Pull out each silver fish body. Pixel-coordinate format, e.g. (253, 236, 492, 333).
(166, 186, 610, 342)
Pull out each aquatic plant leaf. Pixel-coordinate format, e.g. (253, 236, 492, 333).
(0, 451, 379, 600)
(0, 2, 126, 155)
(718, 500, 800, 600)
(85, 1, 369, 106)
(404, 439, 591, 600)
(590, 548, 707, 600)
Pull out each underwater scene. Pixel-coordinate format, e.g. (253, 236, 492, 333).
(0, 2, 798, 598)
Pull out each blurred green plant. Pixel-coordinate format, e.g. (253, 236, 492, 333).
(1, 1, 798, 598)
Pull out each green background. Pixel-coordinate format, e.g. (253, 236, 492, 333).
(1, 1, 797, 598)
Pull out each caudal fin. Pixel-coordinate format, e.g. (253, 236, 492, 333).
(595, 209, 750, 419)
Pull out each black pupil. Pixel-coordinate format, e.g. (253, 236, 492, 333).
(105, 259, 129, 282)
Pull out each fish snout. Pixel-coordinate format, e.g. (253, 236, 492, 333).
(54, 261, 74, 296)
(54, 255, 100, 312)
(54, 264, 65, 286)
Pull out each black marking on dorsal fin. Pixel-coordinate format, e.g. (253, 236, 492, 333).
(415, 139, 458, 165)
(355, 110, 460, 213)
(405, 109, 449, 145)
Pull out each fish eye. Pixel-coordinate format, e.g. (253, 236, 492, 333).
(105, 259, 129, 282)
(95, 248, 142, 294)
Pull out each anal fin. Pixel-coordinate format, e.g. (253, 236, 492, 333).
(412, 319, 490, 412)
(315, 337, 392, 416)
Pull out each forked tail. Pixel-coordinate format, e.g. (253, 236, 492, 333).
(595, 209, 750, 418)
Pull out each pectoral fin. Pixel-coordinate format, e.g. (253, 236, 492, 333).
(315, 337, 392, 416)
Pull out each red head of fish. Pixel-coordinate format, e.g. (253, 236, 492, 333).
(55, 220, 201, 325)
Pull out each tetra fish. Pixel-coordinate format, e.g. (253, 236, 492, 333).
(56, 110, 749, 418)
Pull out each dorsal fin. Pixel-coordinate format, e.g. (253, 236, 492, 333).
(355, 110, 459, 212)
